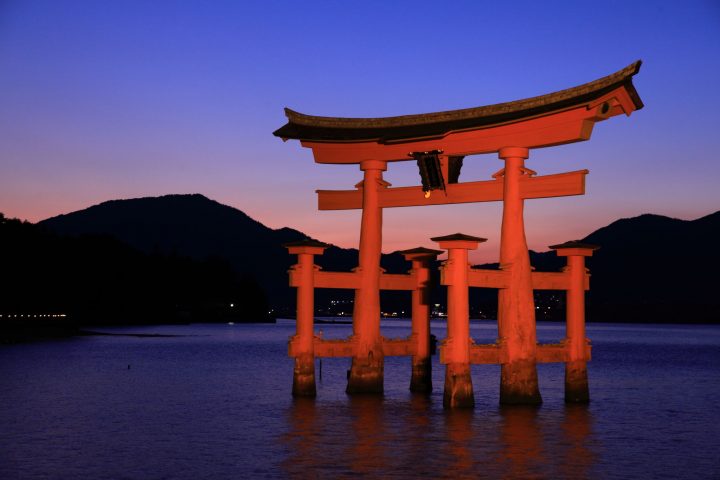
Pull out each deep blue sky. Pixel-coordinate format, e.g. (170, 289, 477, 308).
(1, 1, 719, 261)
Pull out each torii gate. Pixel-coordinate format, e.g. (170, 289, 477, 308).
(274, 61, 643, 407)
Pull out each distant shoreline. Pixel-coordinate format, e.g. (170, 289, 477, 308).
(4, 316, 720, 345)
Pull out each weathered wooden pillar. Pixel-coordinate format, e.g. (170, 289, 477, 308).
(551, 241, 598, 403)
(433, 233, 486, 408)
(399, 247, 442, 393)
(285, 240, 329, 397)
(347, 160, 387, 394)
(497, 147, 542, 405)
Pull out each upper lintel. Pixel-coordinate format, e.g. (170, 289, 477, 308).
(273, 61, 643, 144)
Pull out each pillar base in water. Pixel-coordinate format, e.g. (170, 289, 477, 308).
(443, 363, 474, 409)
(346, 355, 384, 394)
(410, 357, 432, 394)
(500, 359, 542, 405)
(292, 354, 316, 398)
(565, 360, 589, 403)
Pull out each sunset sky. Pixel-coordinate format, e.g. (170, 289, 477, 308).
(1, 1, 719, 262)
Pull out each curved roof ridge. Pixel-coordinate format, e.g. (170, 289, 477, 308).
(274, 61, 642, 142)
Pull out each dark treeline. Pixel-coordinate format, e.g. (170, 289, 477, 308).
(0, 213, 270, 332)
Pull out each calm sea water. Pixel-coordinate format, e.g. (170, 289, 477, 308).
(1, 320, 719, 479)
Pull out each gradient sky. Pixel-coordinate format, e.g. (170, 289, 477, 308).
(1, 1, 719, 263)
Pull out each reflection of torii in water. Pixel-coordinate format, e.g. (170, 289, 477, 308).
(275, 61, 643, 408)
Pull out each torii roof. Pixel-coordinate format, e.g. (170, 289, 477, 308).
(274, 61, 642, 144)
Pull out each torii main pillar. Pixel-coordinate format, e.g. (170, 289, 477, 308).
(497, 147, 541, 404)
(347, 160, 387, 394)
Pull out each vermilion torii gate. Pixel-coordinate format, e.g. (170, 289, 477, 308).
(274, 61, 643, 407)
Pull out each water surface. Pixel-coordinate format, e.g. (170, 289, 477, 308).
(1, 320, 718, 479)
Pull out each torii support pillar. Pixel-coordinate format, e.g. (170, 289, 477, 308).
(497, 147, 542, 405)
(285, 240, 329, 397)
(433, 233, 487, 409)
(551, 241, 599, 403)
(398, 247, 443, 394)
(347, 160, 387, 394)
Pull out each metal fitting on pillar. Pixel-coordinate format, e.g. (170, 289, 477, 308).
(498, 146, 529, 161)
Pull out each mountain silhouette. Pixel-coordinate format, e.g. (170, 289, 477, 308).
(581, 211, 719, 322)
(38, 194, 410, 315)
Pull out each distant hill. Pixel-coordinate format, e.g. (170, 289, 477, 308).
(38, 194, 410, 315)
(37, 194, 720, 323)
(568, 211, 719, 322)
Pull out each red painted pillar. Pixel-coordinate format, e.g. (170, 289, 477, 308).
(551, 241, 599, 403)
(399, 247, 442, 393)
(347, 160, 387, 394)
(433, 234, 486, 408)
(497, 147, 542, 405)
(285, 240, 329, 397)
